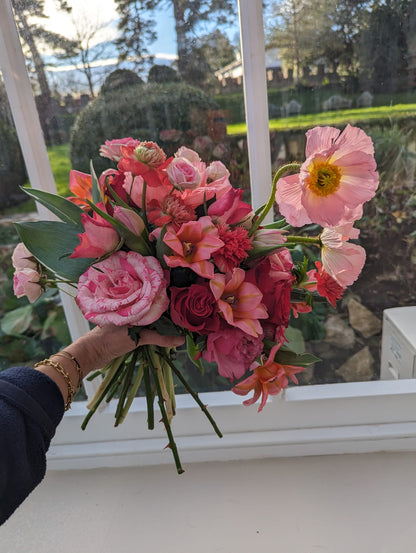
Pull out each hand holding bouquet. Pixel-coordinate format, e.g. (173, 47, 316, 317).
(12, 125, 379, 472)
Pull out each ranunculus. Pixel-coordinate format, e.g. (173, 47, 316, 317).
(13, 267, 42, 303)
(100, 137, 140, 162)
(206, 160, 229, 183)
(75, 251, 169, 327)
(12, 243, 37, 270)
(170, 282, 220, 333)
(202, 327, 264, 381)
(167, 157, 201, 190)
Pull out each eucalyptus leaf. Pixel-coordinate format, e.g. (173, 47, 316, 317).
(15, 221, 92, 281)
(21, 187, 84, 229)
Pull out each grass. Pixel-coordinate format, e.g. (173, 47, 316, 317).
(47, 143, 71, 196)
(227, 103, 416, 135)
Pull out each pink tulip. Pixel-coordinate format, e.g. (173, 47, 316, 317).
(71, 206, 120, 259)
(113, 206, 145, 235)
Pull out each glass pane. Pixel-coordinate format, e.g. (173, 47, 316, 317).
(261, 0, 416, 385)
(6, 1, 242, 395)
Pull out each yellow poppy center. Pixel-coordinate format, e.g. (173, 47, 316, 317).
(307, 160, 341, 197)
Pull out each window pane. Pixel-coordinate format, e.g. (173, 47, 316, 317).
(260, 0, 416, 385)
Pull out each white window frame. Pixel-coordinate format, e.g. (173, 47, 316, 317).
(2, 0, 416, 471)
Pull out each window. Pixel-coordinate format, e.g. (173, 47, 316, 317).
(1, 0, 416, 471)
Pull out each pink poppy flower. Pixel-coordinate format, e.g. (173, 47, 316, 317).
(210, 268, 268, 337)
(70, 204, 120, 259)
(320, 225, 366, 287)
(163, 216, 224, 279)
(275, 125, 379, 228)
(232, 346, 304, 411)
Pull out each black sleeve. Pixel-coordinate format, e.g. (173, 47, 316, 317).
(0, 366, 65, 525)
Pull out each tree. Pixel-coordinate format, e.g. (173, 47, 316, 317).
(11, 0, 77, 143)
(114, 0, 235, 81)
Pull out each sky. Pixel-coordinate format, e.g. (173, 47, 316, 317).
(42, 0, 177, 55)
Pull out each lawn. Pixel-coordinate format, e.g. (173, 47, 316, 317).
(227, 103, 416, 135)
(47, 143, 71, 196)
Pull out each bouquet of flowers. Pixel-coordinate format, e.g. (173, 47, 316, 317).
(11, 124, 379, 473)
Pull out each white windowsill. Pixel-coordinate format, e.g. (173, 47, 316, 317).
(48, 378, 416, 470)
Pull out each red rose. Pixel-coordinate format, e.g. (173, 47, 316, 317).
(170, 283, 220, 334)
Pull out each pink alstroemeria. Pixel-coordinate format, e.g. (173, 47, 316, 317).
(71, 204, 120, 259)
(67, 170, 92, 209)
(208, 187, 252, 226)
(275, 125, 379, 228)
(163, 216, 224, 279)
(320, 224, 366, 287)
(232, 346, 304, 412)
(210, 268, 268, 337)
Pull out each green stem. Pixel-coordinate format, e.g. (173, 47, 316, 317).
(160, 352, 223, 439)
(249, 162, 302, 236)
(141, 180, 148, 228)
(115, 348, 140, 425)
(286, 235, 322, 246)
(148, 346, 184, 474)
(117, 365, 144, 425)
(142, 353, 155, 430)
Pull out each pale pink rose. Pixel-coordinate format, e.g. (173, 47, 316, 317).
(320, 226, 366, 287)
(100, 138, 140, 162)
(167, 157, 201, 190)
(275, 125, 379, 228)
(12, 243, 37, 270)
(175, 146, 202, 164)
(76, 251, 169, 327)
(206, 160, 229, 183)
(202, 326, 263, 381)
(13, 268, 42, 303)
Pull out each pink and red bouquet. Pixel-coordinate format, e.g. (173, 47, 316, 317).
(12, 124, 379, 472)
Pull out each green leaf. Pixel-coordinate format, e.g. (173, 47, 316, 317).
(262, 218, 289, 229)
(156, 225, 170, 268)
(1, 305, 34, 336)
(275, 349, 320, 367)
(247, 244, 286, 259)
(150, 316, 182, 336)
(90, 161, 102, 204)
(21, 187, 84, 229)
(15, 221, 92, 281)
(283, 326, 305, 354)
(186, 334, 205, 372)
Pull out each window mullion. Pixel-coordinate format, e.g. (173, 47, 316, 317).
(0, 0, 99, 398)
(238, 0, 272, 220)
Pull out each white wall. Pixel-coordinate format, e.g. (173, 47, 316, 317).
(2, 452, 416, 553)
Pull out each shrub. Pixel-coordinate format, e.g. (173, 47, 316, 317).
(70, 81, 217, 173)
(100, 69, 144, 96)
(0, 118, 27, 209)
(148, 64, 179, 83)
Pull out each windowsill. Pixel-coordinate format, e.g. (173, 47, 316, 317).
(48, 378, 416, 470)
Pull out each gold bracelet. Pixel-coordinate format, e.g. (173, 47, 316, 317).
(53, 351, 83, 389)
(34, 358, 75, 411)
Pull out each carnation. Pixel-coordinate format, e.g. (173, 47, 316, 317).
(212, 224, 252, 273)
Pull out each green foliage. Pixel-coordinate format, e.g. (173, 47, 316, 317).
(148, 65, 179, 83)
(47, 143, 72, 196)
(100, 69, 144, 95)
(0, 118, 27, 207)
(70, 81, 217, 174)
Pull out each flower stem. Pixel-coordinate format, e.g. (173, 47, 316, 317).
(142, 355, 155, 430)
(141, 180, 148, 228)
(249, 162, 302, 236)
(147, 346, 184, 474)
(285, 235, 322, 246)
(160, 352, 223, 439)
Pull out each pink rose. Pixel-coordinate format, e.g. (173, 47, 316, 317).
(76, 251, 169, 327)
(202, 326, 264, 381)
(167, 157, 201, 190)
(12, 243, 37, 270)
(170, 283, 220, 334)
(13, 268, 42, 303)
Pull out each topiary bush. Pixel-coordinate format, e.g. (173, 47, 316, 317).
(100, 69, 144, 96)
(70, 81, 218, 173)
(0, 118, 27, 209)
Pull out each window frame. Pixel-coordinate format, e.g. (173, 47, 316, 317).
(2, 0, 416, 471)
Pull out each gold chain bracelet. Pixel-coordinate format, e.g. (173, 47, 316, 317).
(52, 351, 83, 389)
(34, 358, 75, 411)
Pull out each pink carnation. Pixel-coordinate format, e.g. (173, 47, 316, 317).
(76, 251, 169, 327)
